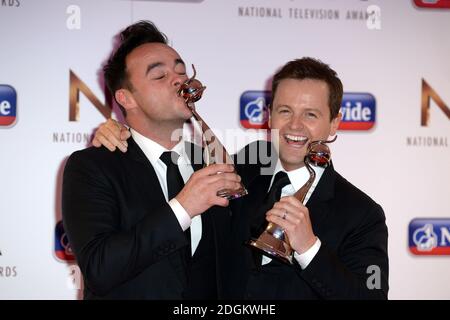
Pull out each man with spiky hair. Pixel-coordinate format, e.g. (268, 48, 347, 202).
(62, 21, 241, 299)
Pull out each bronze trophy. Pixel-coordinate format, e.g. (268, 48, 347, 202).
(248, 136, 337, 264)
(178, 65, 248, 199)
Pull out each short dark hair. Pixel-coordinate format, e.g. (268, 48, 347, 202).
(271, 57, 343, 120)
(103, 20, 168, 116)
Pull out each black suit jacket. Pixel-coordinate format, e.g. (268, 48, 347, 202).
(62, 138, 232, 299)
(229, 141, 389, 300)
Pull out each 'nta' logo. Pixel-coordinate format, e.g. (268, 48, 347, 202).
(421, 79, 450, 126)
(69, 70, 112, 121)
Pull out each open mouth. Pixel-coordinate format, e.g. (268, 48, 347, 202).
(283, 134, 308, 147)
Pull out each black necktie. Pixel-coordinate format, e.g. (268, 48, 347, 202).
(160, 151, 191, 258)
(253, 171, 291, 235)
(267, 171, 291, 206)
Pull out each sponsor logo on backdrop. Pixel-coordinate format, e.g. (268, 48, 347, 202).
(0, 248, 18, 278)
(55, 220, 76, 262)
(52, 70, 112, 144)
(0, 0, 20, 7)
(0, 84, 17, 127)
(339, 93, 376, 130)
(406, 79, 449, 147)
(414, 0, 450, 9)
(237, 0, 379, 27)
(240, 91, 271, 129)
(409, 218, 450, 255)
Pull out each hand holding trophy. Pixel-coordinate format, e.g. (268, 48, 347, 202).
(248, 136, 337, 264)
(178, 65, 248, 200)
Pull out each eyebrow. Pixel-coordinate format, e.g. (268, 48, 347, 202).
(305, 107, 323, 114)
(276, 105, 323, 114)
(145, 59, 186, 76)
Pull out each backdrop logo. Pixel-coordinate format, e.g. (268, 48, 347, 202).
(55, 220, 76, 262)
(409, 218, 450, 255)
(414, 0, 450, 8)
(69, 70, 111, 121)
(240, 91, 271, 129)
(339, 93, 376, 130)
(0, 84, 17, 127)
(421, 79, 450, 126)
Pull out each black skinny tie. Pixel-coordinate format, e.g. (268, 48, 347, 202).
(254, 171, 291, 235)
(160, 151, 191, 258)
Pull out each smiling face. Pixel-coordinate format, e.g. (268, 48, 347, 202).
(269, 78, 341, 171)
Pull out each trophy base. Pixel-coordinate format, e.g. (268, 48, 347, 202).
(248, 233, 293, 265)
(217, 187, 248, 200)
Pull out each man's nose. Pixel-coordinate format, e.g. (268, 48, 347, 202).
(171, 72, 188, 87)
(289, 115, 305, 130)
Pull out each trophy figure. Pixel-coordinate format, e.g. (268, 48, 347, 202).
(178, 65, 248, 200)
(248, 136, 337, 264)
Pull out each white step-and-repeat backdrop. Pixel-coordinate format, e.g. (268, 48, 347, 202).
(1, 0, 449, 299)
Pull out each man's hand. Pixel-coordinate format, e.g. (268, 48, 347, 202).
(266, 196, 317, 254)
(92, 118, 131, 152)
(176, 164, 241, 217)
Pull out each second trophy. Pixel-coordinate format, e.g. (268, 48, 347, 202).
(248, 136, 337, 264)
(178, 65, 248, 200)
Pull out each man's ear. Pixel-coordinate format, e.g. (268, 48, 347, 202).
(329, 112, 342, 136)
(115, 89, 137, 111)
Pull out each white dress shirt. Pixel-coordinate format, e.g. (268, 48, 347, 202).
(130, 128, 202, 256)
(261, 160, 325, 269)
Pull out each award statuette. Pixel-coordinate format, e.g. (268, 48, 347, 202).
(178, 65, 248, 200)
(248, 136, 337, 264)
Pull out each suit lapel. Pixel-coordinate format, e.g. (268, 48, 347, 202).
(185, 141, 204, 172)
(306, 163, 336, 231)
(127, 137, 189, 286)
(127, 137, 167, 204)
(240, 173, 273, 267)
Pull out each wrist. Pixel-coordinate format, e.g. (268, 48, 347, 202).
(175, 195, 196, 218)
(298, 235, 317, 254)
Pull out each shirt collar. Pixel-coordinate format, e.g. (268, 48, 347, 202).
(271, 159, 325, 193)
(130, 128, 187, 167)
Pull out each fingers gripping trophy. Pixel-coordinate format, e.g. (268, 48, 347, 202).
(178, 65, 248, 200)
(248, 136, 337, 264)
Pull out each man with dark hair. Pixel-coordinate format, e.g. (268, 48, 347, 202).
(62, 20, 241, 299)
(230, 57, 388, 299)
(92, 57, 389, 300)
